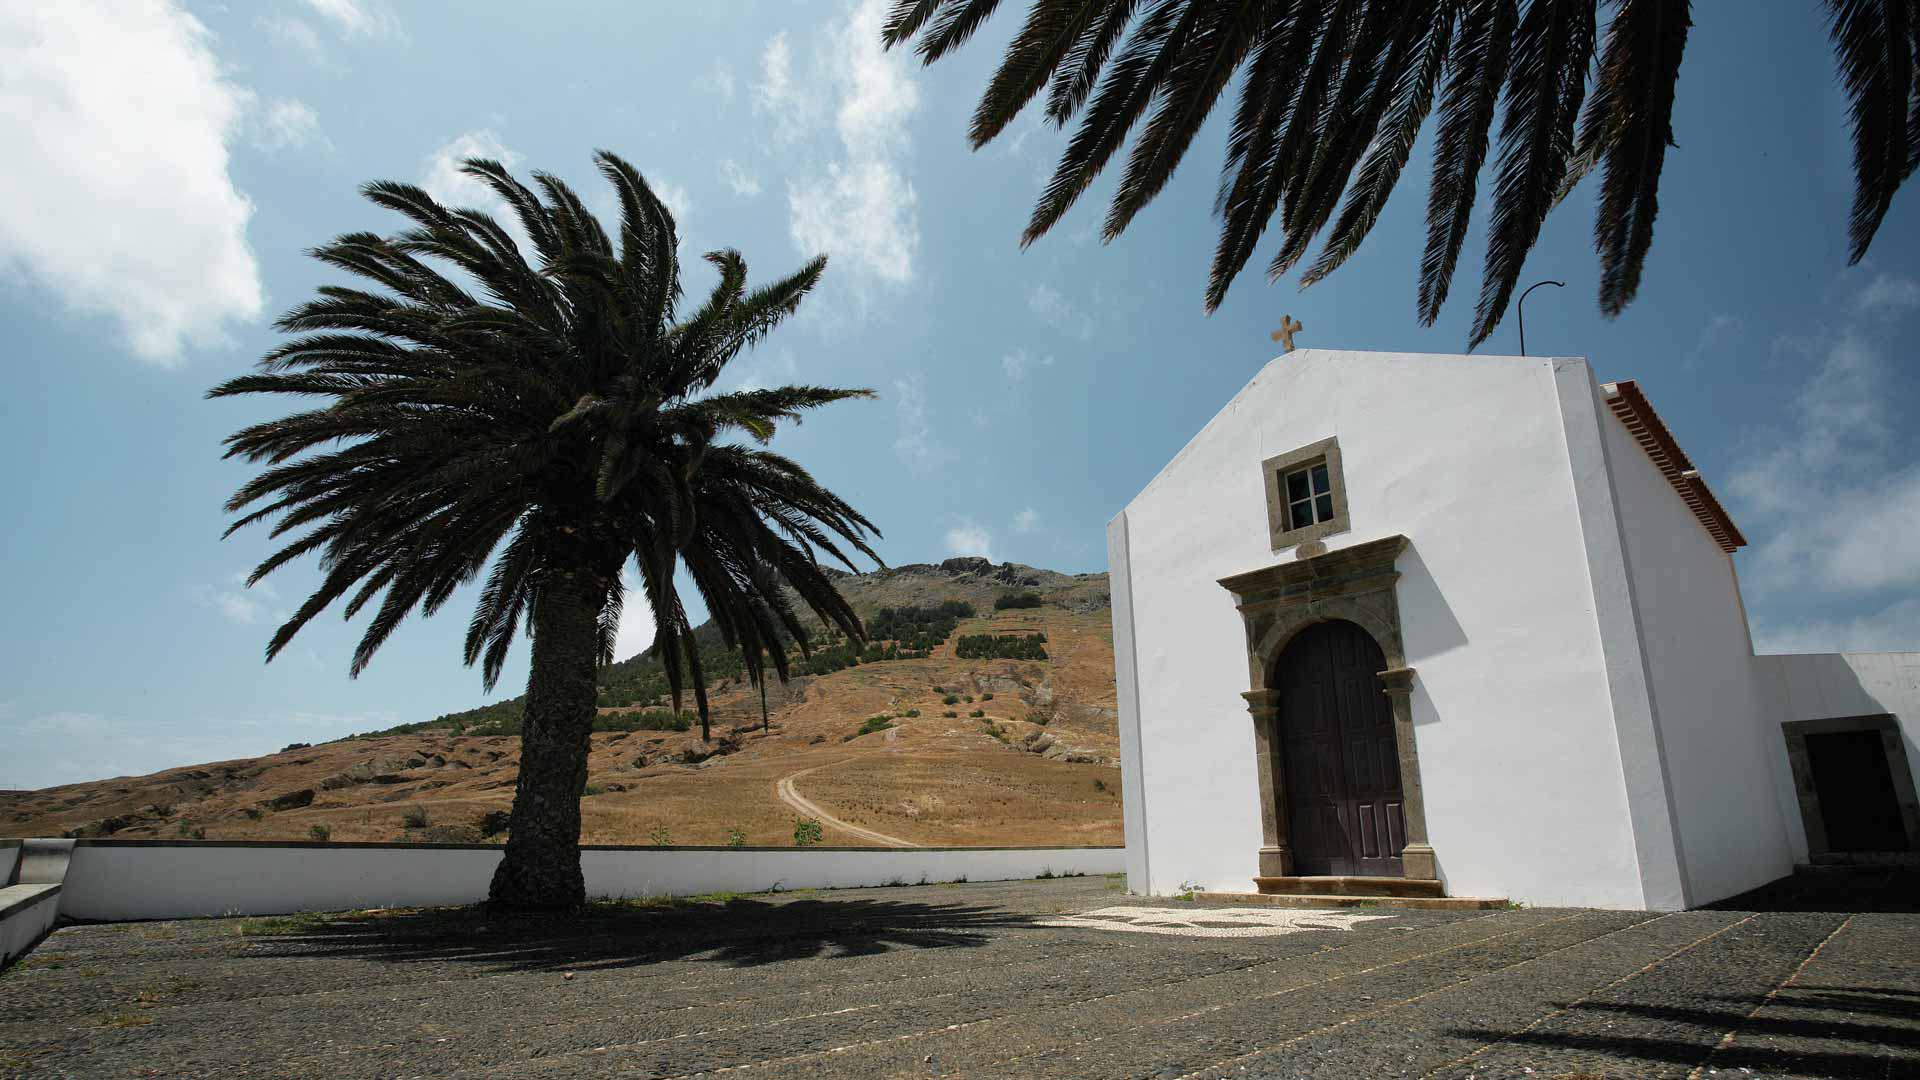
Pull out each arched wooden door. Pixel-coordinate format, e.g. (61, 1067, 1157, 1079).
(1274, 620, 1406, 877)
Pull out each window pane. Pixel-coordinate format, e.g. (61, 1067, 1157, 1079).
(1289, 499, 1315, 530)
(1310, 462, 1330, 496)
(1285, 469, 1310, 502)
(1316, 493, 1335, 522)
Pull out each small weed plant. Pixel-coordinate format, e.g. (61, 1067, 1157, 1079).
(793, 817, 824, 847)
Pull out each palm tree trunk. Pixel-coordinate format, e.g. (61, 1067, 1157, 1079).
(487, 566, 603, 910)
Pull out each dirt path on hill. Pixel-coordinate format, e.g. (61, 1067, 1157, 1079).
(775, 760, 919, 848)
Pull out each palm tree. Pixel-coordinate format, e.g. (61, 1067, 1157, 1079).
(882, 0, 1918, 348)
(211, 151, 882, 909)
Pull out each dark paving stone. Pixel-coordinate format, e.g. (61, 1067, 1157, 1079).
(0, 875, 1915, 1080)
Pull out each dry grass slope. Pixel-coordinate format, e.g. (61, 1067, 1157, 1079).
(1, 560, 1122, 849)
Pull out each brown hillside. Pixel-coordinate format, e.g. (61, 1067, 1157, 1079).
(1, 560, 1122, 849)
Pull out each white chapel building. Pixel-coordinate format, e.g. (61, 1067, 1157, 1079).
(1107, 348, 1920, 910)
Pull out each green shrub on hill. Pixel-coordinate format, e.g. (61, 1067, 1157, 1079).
(954, 633, 1049, 661)
(993, 592, 1043, 610)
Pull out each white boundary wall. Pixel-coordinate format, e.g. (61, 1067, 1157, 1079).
(53, 841, 1123, 922)
(1, 885, 63, 965)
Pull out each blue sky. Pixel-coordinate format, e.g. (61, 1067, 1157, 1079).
(2, 0, 1916, 789)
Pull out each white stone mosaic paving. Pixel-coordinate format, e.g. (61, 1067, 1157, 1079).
(1035, 906, 1395, 938)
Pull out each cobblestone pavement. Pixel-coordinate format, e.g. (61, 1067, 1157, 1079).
(2, 872, 1916, 1079)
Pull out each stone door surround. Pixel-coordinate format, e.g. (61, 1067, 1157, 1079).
(1217, 534, 1438, 881)
(1782, 713, 1920, 857)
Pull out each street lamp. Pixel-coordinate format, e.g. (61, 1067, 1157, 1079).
(1517, 279, 1564, 357)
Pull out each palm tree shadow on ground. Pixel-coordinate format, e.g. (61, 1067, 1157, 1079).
(1445, 993, 1918, 1078)
(236, 897, 1041, 973)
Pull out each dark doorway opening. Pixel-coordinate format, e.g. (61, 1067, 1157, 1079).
(1273, 620, 1404, 877)
(1807, 730, 1909, 852)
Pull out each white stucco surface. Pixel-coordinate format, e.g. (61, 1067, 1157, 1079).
(1755, 651, 1920, 859)
(52, 842, 1123, 921)
(1598, 396, 1794, 906)
(1110, 350, 1649, 908)
(0, 884, 62, 965)
(0, 842, 18, 886)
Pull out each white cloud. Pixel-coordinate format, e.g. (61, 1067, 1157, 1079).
(422, 129, 521, 210)
(1029, 283, 1094, 340)
(419, 130, 538, 257)
(1685, 313, 1742, 366)
(613, 571, 658, 663)
(893, 374, 947, 473)
(720, 159, 763, 198)
(1014, 508, 1041, 534)
(195, 573, 279, 626)
(1854, 272, 1920, 314)
(704, 61, 738, 102)
(771, 0, 922, 287)
(1751, 595, 1920, 654)
(1001, 348, 1055, 381)
(0, 0, 264, 364)
(299, 0, 400, 38)
(753, 33, 814, 140)
(946, 520, 994, 560)
(654, 179, 693, 224)
(254, 98, 327, 152)
(260, 14, 326, 62)
(1730, 332, 1920, 595)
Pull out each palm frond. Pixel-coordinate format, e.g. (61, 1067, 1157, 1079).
(1467, 0, 1595, 350)
(1827, 0, 1917, 263)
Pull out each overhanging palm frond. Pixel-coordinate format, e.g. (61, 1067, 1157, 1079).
(1467, 0, 1595, 349)
(1828, 0, 1917, 263)
(1564, 0, 1691, 316)
(1419, 0, 1517, 327)
(887, 0, 1920, 347)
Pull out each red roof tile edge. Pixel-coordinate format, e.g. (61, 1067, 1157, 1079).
(1600, 380, 1748, 554)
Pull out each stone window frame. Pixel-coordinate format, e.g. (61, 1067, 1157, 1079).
(1781, 713, 1920, 857)
(1263, 436, 1351, 551)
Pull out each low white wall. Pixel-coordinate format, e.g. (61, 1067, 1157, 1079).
(1, 841, 18, 886)
(54, 841, 1124, 922)
(1755, 652, 1920, 860)
(1, 885, 63, 965)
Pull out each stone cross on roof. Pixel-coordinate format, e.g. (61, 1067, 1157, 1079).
(1270, 315, 1303, 353)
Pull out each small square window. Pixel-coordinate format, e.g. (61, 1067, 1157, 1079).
(1263, 437, 1350, 550)
(1285, 464, 1332, 530)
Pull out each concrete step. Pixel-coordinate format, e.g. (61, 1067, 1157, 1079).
(1253, 875, 1445, 898)
(1196, 890, 1509, 911)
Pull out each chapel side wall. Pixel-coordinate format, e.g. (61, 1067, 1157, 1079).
(1598, 407, 1794, 906)
(1118, 349, 1646, 908)
(1755, 651, 1920, 861)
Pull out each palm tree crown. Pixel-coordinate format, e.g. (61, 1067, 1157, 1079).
(211, 151, 880, 738)
(883, 0, 1918, 349)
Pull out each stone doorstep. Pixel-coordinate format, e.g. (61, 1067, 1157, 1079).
(1195, 890, 1509, 911)
(1254, 875, 1444, 898)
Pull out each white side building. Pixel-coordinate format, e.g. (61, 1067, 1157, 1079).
(1108, 349, 1919, 910)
